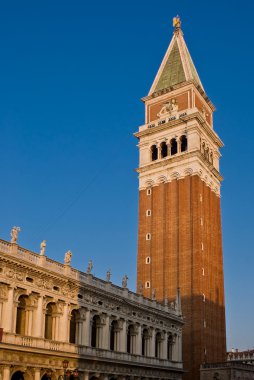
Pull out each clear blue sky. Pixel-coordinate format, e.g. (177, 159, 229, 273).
(0, 1, 253, 351)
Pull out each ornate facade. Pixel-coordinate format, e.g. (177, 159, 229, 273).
(135, 17, 226, 379)
(0, 238, 184, 380)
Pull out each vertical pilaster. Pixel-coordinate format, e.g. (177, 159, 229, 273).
(119, 320, 127, 352)
(3, 286, 14, 332)
(3, 366, 10, 380)
(33, 296, 43, 337)
(82, 310, 91, 346)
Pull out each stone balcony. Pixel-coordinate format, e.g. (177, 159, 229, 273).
(2, 332, 183, 370)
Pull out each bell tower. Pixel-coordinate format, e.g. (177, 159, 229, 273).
(135, 17, 226, 380)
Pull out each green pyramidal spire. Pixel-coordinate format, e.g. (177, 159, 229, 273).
(149, 16, 204, 95)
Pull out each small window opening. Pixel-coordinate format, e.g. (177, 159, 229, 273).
(146, 209, 151, 216)
(160, 142, 168, 158)
(170, 138, 178, 155)
(180, 135, 187, 152)
(53, 286, 59, 291)
(146, 233, 151, 241)
(146, 256, 151, 264)
(78, 294, 83, 299)
(145, 281, 150, 289)
(151, 145, 158, 161)
(147, 188, 152, 196)
(26, 277, 33, 283)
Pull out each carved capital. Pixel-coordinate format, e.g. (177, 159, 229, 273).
(0, 283, 9, 301)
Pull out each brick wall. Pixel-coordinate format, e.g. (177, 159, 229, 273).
(137, 175, 226, 380)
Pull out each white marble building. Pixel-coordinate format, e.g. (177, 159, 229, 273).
(0, 236, 184, 380)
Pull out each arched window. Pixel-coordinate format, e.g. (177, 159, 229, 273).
(151, 145, 158, 161)
(45, 303, 54, 340)
(170, 138, 178, 155)
(167, 333, 174, 360)
(142, 328, 150, 356)
(91, 315, 101, 348)
(160, 142, 168, 158)
(11, 371, 25, 380)
(155, 332, 162, 358)
(69, 309, 78, 344)
(110, 320, 118, 351)
(16, 295, 27, 335)
(180, 135, 187, 152)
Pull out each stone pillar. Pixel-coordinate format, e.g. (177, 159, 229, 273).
(83, 373, 89, 380)
(3, 286, 14, 332)
(119, 320, 126, 352)
(101, 315, 109, 350)
(34, 368, 41, 380)
(0, 284, 9, 328)
(3, 366, 10, 380)
(150, 328, 155, 357)
(0, 302, 3, 326)
(59, 303, 69, 342)
(53, 302, 64, 341)
(161, 334, 167, 359)
(25, 308, 33, 336)
(81, 310, 90, 346)
(33, 296, 43, 337)
(158, 144, 161, 159)
(54, 314, 60, 340)
(76, 321, 82, 345)
(136, 325, 142, 355)
(177, 334, 182, 362)
(172, 334, 179, 361)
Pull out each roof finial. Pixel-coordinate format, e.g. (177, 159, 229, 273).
(173, 15, 181, 30)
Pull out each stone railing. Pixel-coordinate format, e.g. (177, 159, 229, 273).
(201, 362, 254, 370)
(227, 351, 254, 362)
(0, 239, 180, 317)
(2, 332, 182, 369)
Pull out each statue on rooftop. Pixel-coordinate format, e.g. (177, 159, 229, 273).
(106, 269, 111, 282)
(10, 226, 21, 244)
(122, 274, 128, 288)
(40, 240, 46, 256)
(64, 250, 72, 265)
(87, 260, 93, 274)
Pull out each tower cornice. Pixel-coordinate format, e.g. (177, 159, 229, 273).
(134, 112, 223, 148)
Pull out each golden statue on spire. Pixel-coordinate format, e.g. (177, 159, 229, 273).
(173, 15, 181, 29)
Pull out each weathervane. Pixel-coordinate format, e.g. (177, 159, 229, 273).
(173, 15, 181, 30)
